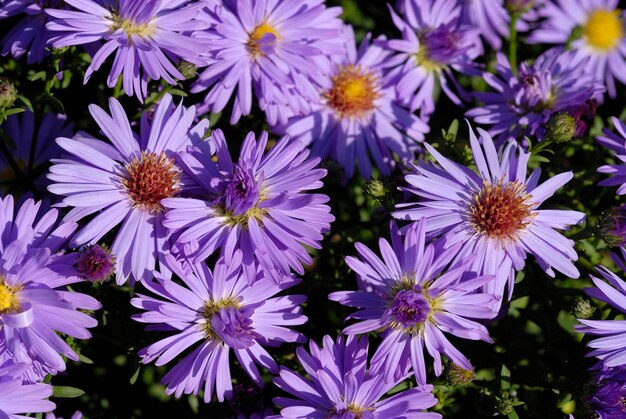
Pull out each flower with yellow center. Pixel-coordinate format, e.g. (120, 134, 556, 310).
(584, 9, 624, 51)
(201, 296, 242, 340)
(324, 65, 380, 118)
(247, 22, 279, 57)
(110, 15, 156, 42)
(0, 281, 21, 314)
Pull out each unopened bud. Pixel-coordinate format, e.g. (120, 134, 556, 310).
(365, 179, 385, 199)
(0, 81, 17, 111)
(446, 364, 475, 387)
(601, 205, 626, 247)
(177, 61, 198, 80)
(506, 0, 534, 14)
(546, 112, 576, 143)
(496, 395, 515, 416)
(75, 244, 115, 283)
(573, 297, 595, 319)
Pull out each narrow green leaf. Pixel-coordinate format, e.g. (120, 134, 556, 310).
(52, 386, 85, 398)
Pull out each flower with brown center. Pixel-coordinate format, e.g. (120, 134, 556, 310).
(468, 179, 535, 241)
(324, 65, 380, 119)
(121, 152, 181, 213)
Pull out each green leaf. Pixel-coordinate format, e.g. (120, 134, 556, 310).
(52, 386, 85, 398)
(78, 353, 94, 365)
(2, 108, 25, 118)
(130, 365, 140, 385)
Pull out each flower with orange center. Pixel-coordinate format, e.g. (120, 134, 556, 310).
(394, 124, 585, 306)
(468, 179, 534, 241)
(121, 152, 180, 213)
(324, 65, 380, 118)
(49, 94, 209, 284)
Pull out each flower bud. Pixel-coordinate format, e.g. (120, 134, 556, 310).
(506, 0, 534, 14)
(75, 244, 115, 283)
(365, 179, 385, 199)
(446, 363, 475, 387)
(177, 61, 198, 80)
(546, 112, 576, 143)
(573, 297, 595, 319)
(601, 205, 626, 247)
(0, 80, 17, 111)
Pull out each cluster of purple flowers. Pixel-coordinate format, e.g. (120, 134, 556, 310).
(3, 0, 626, 416)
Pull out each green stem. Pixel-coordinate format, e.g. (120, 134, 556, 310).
(132, 82, 175, 119)
(113, 75, 123, 98)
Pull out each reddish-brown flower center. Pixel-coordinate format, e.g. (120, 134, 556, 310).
(122, 152, 180, 213)
(468, 179, 534, 240)
(324, 65, 380, 118)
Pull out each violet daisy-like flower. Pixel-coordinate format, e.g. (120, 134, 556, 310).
(588, 365, 626, 419)
(0, 195, 100, 379)
(466, 49, 603, 144)
(0, 110, 72, 195)
(527, 0, 626, 98)
(393, 123, 585, 303)
(46, 0, 208, 100)
(162, 130, 333, 284)
(459, 0, 541, 50)
(597, 117, 626, 194)
(192, 0, 345, 125)
(0, 0, 64, 63)
(576, 249, 626, 367)
(330, 220, 499, 387)
(386, 0, 483, 115)
(278, 27, 429, 180)
(0, 360, 55, 418)
(273, 334, 441, 418)
(47, 94, 210, 284)
(132, 251, 307, 403)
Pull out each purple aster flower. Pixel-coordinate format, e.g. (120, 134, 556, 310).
(460, 0, 510, 50)
(162, 129, 333, 284)
(330, 220, 499, 387)
(0, 195, 100, 378)
(277, 26, 429, 180)
(527, 0, 626, 98)
(191, 0, 345, 125)
(576, 249, 626, 367)
(597, 117, 626, 194)
(273, 334, 441, 418)
(46, 0, 208, 101)
(0, 0, 65, 63)
(466, 49, 603, 144)
(0, 110, 72, 196)
(386, 0, 483, 115)
(47, 94, 210, 285)
(588, 365, 626, 419)
(458, 0, 542, 50)
(393, 123, 585, 304)
(0, 360, 55, 418)
(74, 244, 115, 283)
(132, 251, 307, 403)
